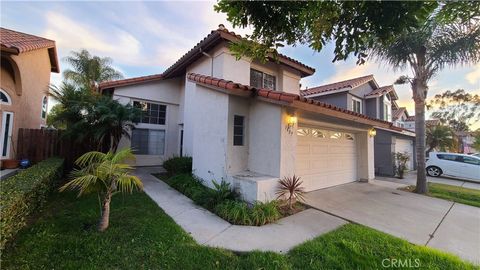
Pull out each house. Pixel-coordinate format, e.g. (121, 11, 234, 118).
(99, 25, 400, 202)
(301, 75, 416, 176)
(403, 116, 440, 132)
(0, 28, 59, 161)
(455, 131, 478, 154)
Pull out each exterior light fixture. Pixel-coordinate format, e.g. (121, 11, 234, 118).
(368, 128, 377, 137)
(286, 115, 297, 134)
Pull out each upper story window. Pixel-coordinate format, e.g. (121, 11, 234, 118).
(250, 69, 276, 90)
(351, 97, 362, 113)
(383, 94, 391, 121)
(0, 89, 11, 105)
(41, 96, 48, 119)
(133, 101, 167, 125)
(233, 115, 245, 146)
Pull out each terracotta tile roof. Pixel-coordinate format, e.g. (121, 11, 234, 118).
(365, 85, 398, 100)
(0, 27, 59, 73)
(99, 73, 163, 90)
(404, 116, 441, 126)
(163, 25, 315, 79)
(187, 73, 393, 129)
(392, 107, 407, 121)
(301, 75, 375, 96)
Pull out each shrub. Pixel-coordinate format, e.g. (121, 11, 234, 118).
(276, 175, 305, 209)
(0, 157, 64, 250)
(393, 152, 410, 179)
(251, 200, 281, 226)
(163, 156, 192, 175)
(215, 200, 251, 225)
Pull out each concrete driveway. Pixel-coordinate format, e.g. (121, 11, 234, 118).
(304, 182, 480, 263)
(376, 171, 480, 190)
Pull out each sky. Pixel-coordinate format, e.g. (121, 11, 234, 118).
(2, 1, 479, 126)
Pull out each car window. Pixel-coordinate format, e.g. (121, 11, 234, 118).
(437, 154, 457, 161)
(463, 156, 480, 165)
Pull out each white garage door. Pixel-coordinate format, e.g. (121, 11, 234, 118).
(395, 138, 414, 170)
(295, 127, 357, 191)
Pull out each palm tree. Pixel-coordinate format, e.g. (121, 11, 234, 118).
(91, 96, 141, 153)
(60, 148, 143, 231)
(63, 49, 123, 91)
(426, 125, 455, 154)
(371, 13, 480, 193)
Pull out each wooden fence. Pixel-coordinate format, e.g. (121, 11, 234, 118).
(17, 128, 96, 169)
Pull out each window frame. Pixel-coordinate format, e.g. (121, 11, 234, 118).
(250, 68, 276, 90)
(383, 94, 392, 121)
(0, 89, 12, 105)
(233, 115, 245, 146)
(130, 128, 166, 156)
(351, 96, 362, 113)
(41, 96, 48, 119)
(133, 100, 167, 126)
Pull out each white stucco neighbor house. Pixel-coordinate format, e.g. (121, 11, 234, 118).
(99, 25, 400, 203)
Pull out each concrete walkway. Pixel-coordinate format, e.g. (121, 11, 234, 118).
(134, 167, 346, 253)
(376, 171, 480, 190)
(304, 182, 480, 263)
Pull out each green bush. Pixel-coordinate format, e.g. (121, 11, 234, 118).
(163, 156, 192, 175)
(159, 174, 281, 226)
(0, 158, 64, 250)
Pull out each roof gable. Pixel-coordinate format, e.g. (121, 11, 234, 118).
(301, 75, 376, 97)
(0, 27, 59, 73)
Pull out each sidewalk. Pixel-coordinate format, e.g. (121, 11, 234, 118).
(376, 171, 480, 190)
(134, 166, 346, 253)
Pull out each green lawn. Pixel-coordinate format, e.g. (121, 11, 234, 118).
(401, 182, 480, 207)
(2, 191, 477, 270)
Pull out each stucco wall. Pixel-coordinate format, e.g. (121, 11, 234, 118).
(247, 101, 282, 177)
(365, 98, 378, 119)
(312, 92, 348, 108)
(1, 49, 51, 159)
(113, 78, 182, 166)
(226, 95, 249, 174)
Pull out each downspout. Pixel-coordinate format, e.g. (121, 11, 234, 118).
(199, 48, 213, 76)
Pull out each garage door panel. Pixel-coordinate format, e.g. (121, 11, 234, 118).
(296, 127, 358, 192)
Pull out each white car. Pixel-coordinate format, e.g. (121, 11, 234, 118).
(426, 152, 480, 181)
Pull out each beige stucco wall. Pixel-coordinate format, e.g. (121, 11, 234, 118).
(1, 49, 51, 159)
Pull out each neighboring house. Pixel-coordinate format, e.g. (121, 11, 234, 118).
(403, 116, 440, 132)
(455, 131, 478, 154)
(0, 28, 59, 160)
(301, 75, 416, 176)
(99, 25, 400, 202)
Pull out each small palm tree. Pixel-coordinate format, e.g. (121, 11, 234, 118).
(426, 125, 455, 154)
(276, 175, 305, 210)
(60, 148, 143, 231)
(63, 49, 123, 91)
(371, 12, 480, 193)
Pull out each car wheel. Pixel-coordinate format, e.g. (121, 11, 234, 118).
(426, 166, 442, 177)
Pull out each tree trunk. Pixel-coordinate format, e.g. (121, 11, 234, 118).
(98, 192, 112, 232)
(414, 91, 428, 194)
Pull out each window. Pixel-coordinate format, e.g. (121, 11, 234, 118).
(233, 115, 245, 146)
(41, 96, 47, 119)
(330, 132, 342, 139)
(463, 156, 480, 165)
(383, 95, 392, 121)
(437, 154, 457, 161)
(0, 89, 11, 105)
(311, 129, 325, 138)
(1, 112, 14, 157)
(250, 69, 276, 90)
(345, 133, 354, 140)
(131, 129, 165, 155)
(133, 101, 166, 125)
(352, 97, 362, 113)
(297, 128, 309, 136)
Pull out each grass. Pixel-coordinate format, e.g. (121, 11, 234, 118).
(2, 191, 477, 269)
(401, 183, 480, 207)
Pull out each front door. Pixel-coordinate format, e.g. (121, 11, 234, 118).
(1, 111, 14, 158)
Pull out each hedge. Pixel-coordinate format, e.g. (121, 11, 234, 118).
(163, 156, 192, 175)
(0, 158, 64, 250)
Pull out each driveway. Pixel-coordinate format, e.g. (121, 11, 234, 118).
(304, 182, 480, 263)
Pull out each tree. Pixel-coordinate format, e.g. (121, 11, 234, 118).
(60, 148, 143, 231)
(474, 132, 480, 151)
(428, 89, 480, 131)
(63, 49, 123, 91)
(48, 83, 140, 152)
(216, 2, 480, 194)
(46, 103, 67, 129)
(426, 125, 455, 154)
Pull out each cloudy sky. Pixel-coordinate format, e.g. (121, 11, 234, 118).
(2, 1, 479, 122)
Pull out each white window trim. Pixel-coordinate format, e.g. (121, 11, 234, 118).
(0, 89, 12, 105)
(250, 68, 277, 90)
(1, 111, 14, 158)
(351, 96, 362, 113)
(383, 94, 392, 121)
(132, 99, 168, 127)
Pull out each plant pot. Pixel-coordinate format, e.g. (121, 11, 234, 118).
(1, 159, 20, 169)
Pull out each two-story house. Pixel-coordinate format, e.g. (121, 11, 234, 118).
(301, 75, 416, 176)
(0, 28, 59, 164)
(99, 25, 400, 202)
